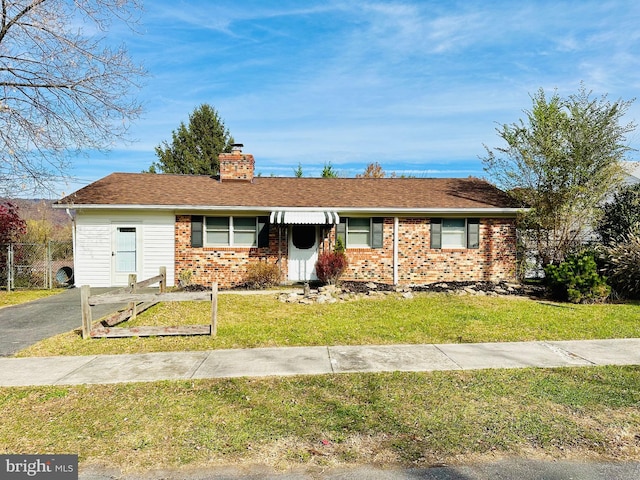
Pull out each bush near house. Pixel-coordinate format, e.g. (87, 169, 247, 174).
(544, 252, 610, 303)
(315, 250, 348, 285)
(605, 231, 640, 299)
(242, 262, 281, 289)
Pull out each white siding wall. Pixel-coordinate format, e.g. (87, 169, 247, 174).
(142, 221, 176, 285)
(74, 210, 175, 287)
(74, 220, 111, 287)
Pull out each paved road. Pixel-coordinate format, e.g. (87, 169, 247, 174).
(79, 458, 640, 479)
(0, 287, 123, 356)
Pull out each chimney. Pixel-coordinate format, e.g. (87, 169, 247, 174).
(218, 143, 255, 182)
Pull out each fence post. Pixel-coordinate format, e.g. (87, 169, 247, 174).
(211, 282, 218, 336)
(81, 285, 92, 339)
(47, 241, 52, 290)
(128, 274, 137, 320)
(5, 244, 10, 293)
(159, 266, 166, 294)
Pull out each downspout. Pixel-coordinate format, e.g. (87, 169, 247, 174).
(66, 208, 76, 283)
(278, 225, 282, 282)
(393, 217, 399, 285)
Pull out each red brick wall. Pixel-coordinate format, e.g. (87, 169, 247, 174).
(394, 218, 517, 284)
(175, 216, 517, 287)
(219, 152, 255, 181)
(175, 215, 286, 288)
(318, 217, 516, 284)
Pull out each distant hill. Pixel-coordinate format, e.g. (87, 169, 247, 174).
(4, 199, 71, 227)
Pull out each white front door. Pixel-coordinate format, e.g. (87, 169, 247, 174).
(288, 225, 318, 282)
(112, 225, 140, 285)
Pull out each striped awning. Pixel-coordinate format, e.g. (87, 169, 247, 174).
(269, 210, 340, 225)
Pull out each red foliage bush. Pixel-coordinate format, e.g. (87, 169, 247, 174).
(315, 251, 348, 285)
(0, 202, 26, 243)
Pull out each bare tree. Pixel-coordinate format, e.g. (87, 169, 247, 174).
(356, 162, 386, 178)
(0, 0, 145, 195)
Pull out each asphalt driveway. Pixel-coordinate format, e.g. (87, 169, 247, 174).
(0, 287, 122, 356)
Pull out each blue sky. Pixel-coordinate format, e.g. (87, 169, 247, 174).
(59, 0, 640, 197)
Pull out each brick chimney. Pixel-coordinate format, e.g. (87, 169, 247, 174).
(218, 144, 254, 182)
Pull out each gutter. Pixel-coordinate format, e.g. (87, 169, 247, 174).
(53, 203, 525, 217)
(66, 208, 77, 280)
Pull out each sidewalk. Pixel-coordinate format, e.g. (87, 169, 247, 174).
(2, 338, 640, 387)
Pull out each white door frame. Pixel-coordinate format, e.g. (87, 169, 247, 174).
(288, 225, 318, 282)
(111, 224, 142, 286)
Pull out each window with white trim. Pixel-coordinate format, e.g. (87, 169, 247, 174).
(189, 216, 269, 248)
(336, 217, 384, 248)
(232, 217, 258, 246)
(206, 217, 231, 245)
(430, 218, 479, 249)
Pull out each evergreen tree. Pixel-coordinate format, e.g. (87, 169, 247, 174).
(149, 104, 234, 175)
(321, 162, 338, 178)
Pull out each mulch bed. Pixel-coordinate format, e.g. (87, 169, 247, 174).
(182, 280, 545, 297)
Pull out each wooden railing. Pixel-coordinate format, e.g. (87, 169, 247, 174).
(80, 267, 218, 339)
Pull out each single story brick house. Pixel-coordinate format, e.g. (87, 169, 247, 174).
(54, 146, 521, 288)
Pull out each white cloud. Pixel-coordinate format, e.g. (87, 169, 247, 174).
(51, 0, 640, 194)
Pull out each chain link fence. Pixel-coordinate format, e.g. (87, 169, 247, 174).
(1, 241, 73, 291)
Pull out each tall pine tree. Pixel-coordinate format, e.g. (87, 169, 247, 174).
(149, 104, 234, 175)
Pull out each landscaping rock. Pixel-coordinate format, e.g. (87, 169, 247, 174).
(277, 280, 542, 304)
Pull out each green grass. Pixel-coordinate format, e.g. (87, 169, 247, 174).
(17, 293, 640, 357)
(0, 288, 65, 308)
(1, 367, 639, 471)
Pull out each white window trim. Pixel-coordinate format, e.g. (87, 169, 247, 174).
(205, 216, 258, 247)
(431, 218, 480, 250)
(347, 217, 372, 248)
(441, 218, 467, 249)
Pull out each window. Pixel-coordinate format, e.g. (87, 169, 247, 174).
(430, 218, 479, 249)
(232, 217, 257, 246)
(191, 216, 269, 248)
(442, 219, 466, 248)
(348, 218, 371, 247)
(207, 217, 231, 245)
(336, 217, 384, 248)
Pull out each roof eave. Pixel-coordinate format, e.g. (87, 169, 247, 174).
(55, 203, 525, 216)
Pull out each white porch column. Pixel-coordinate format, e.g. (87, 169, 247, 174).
(393, 217, 399, 285)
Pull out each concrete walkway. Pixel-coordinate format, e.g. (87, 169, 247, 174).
(2, 338, 640, 387)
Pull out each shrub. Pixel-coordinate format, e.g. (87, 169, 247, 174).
(605, 231, 640, 299)
(178, 269, 193, 287)
(315, 251, 348, 285)
(544, 252, 610, 303)
(597, 183, 640, 245)
(243, 262, 281, 289)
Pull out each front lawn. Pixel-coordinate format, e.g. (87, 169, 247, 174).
(0, 289, 65, 308)
(17, 292, 640, 357)
(1, 367, 639, 472)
